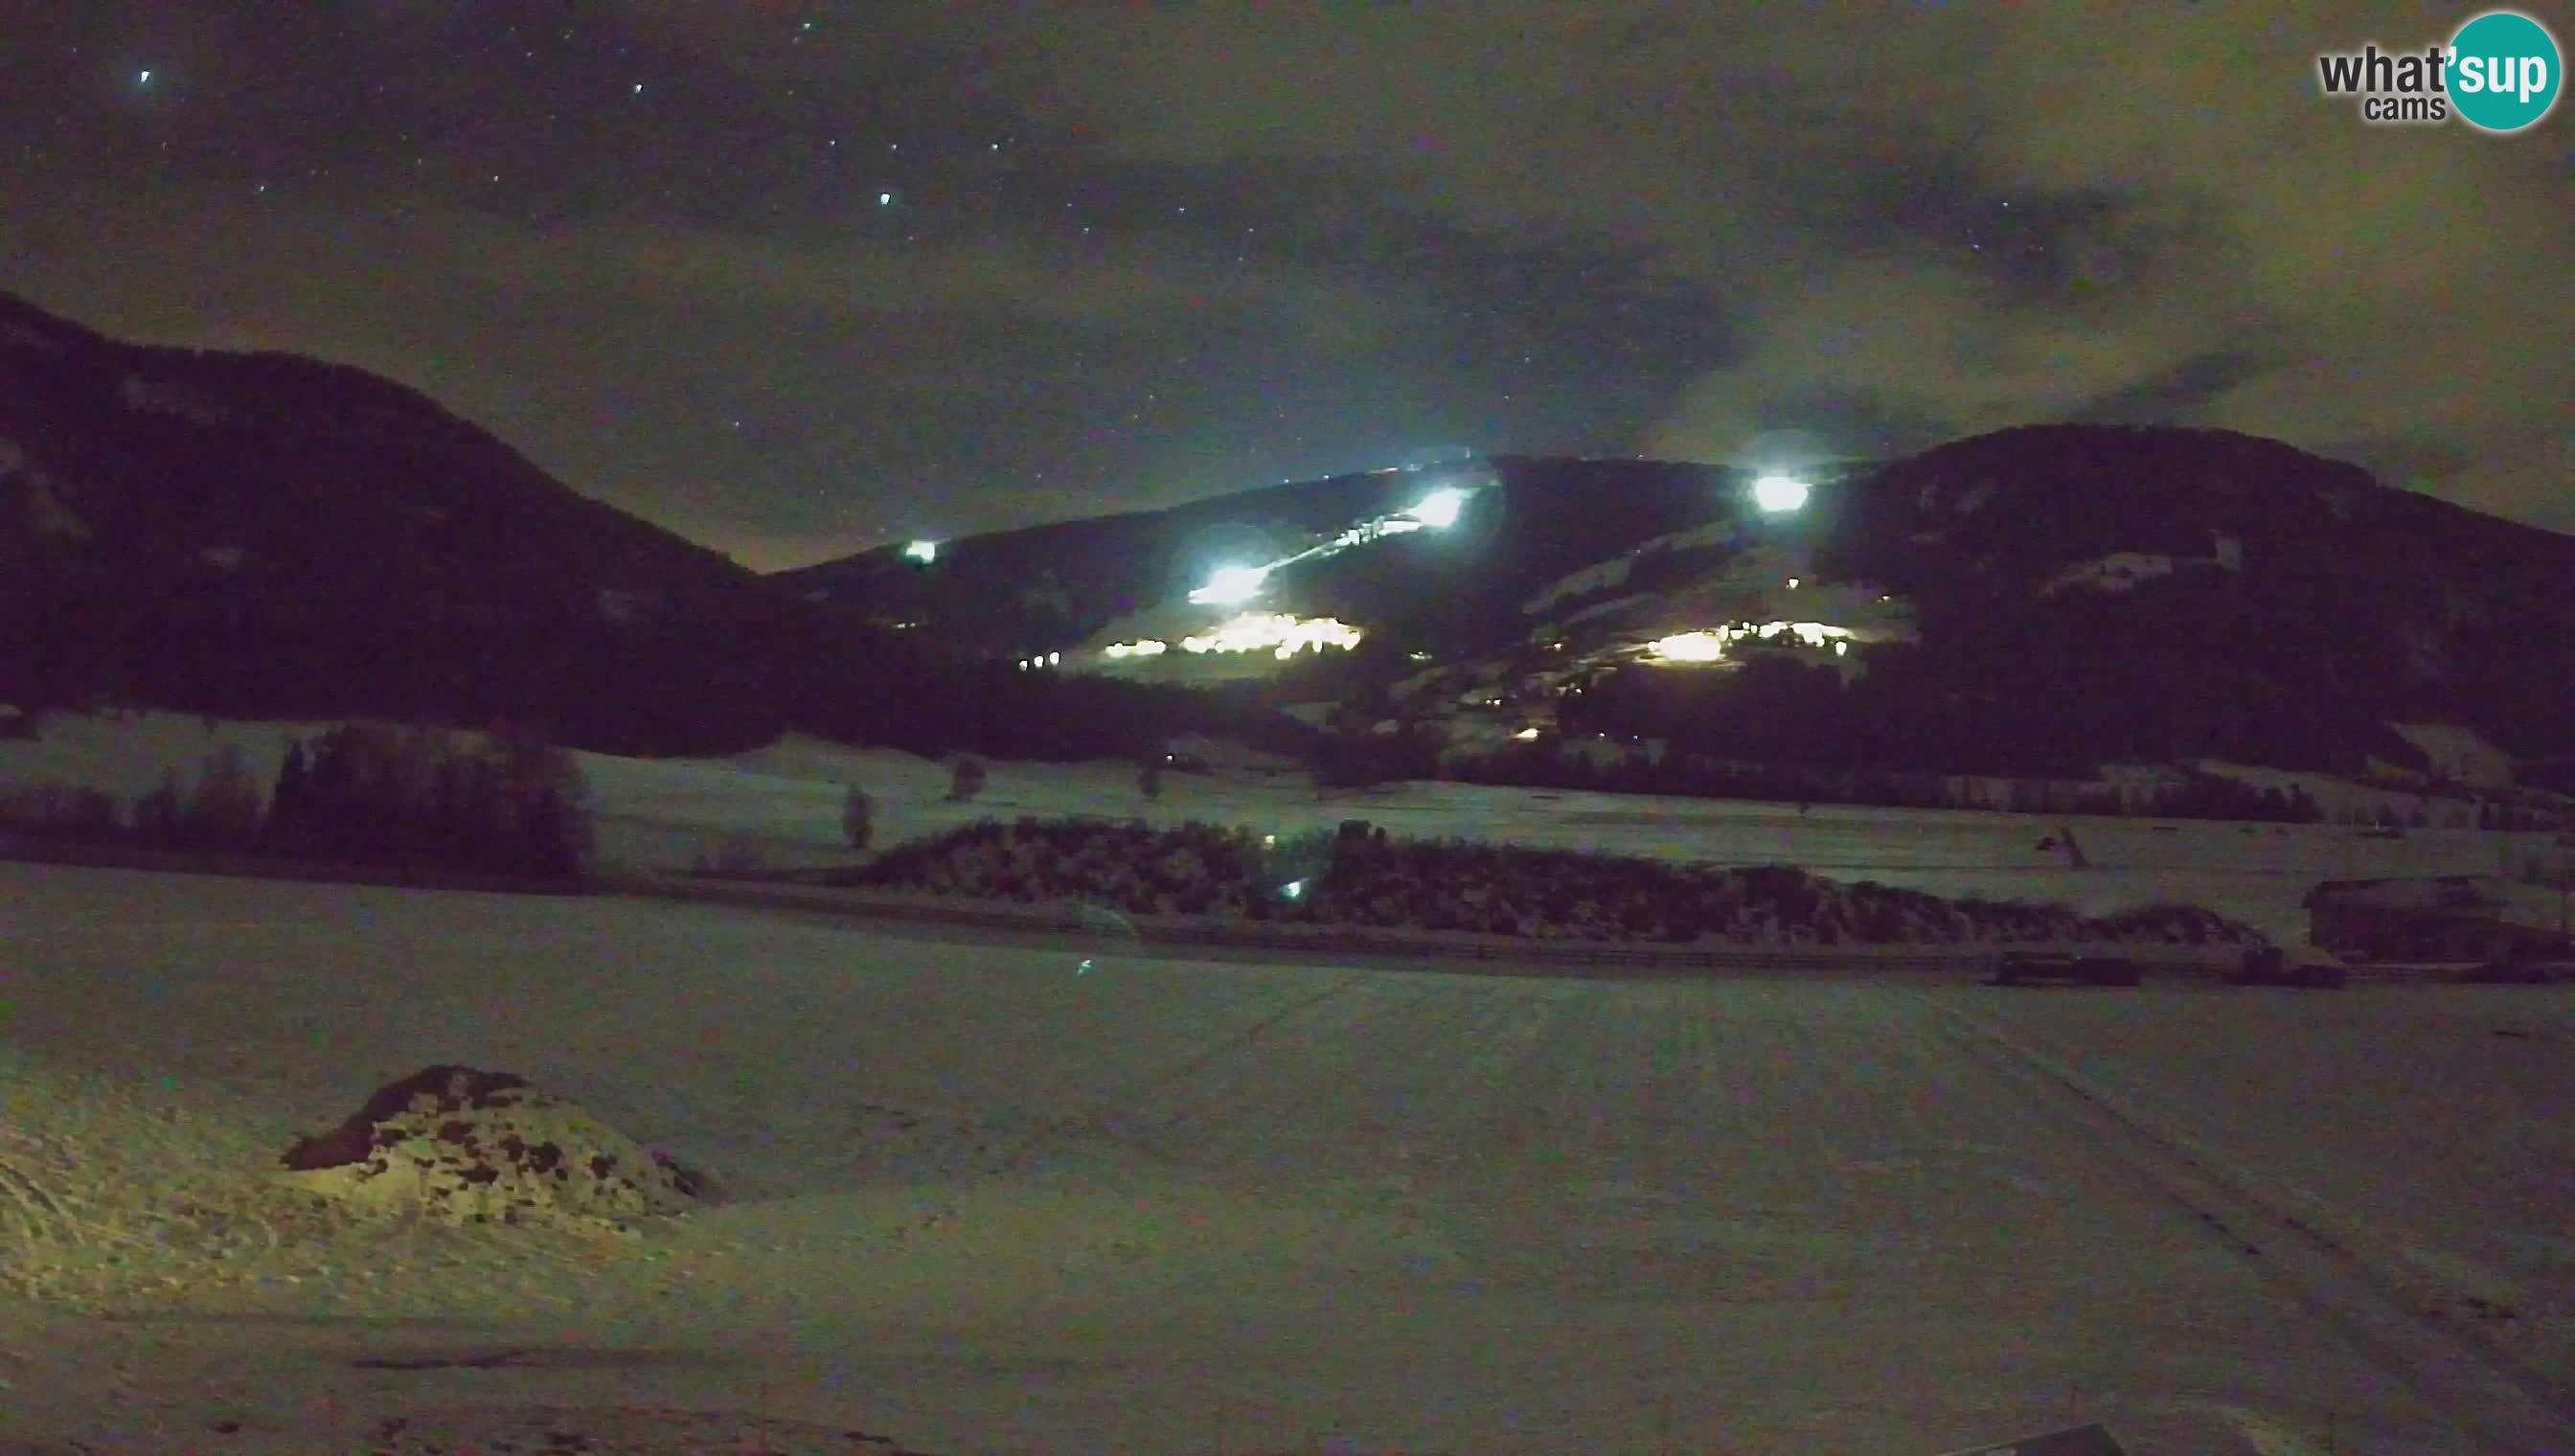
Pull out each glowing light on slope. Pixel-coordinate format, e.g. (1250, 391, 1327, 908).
(1176, 481, 1484, 611)
(1409, 487, 1467, 528)
(1189, 563, 1271, 605)
(1752, 475, 1811, 512)
(901, 538, 937, 563)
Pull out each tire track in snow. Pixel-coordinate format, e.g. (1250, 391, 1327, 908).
(1895, 987, 2575, 1452)
(1453, 981, 1600, 1195)
(975, 967, 1383, 1179)
(1169, 974, 1526, 1183)
(1069, 970, 1442, 1175)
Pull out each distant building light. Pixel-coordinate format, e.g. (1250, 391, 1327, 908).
(1646, 632, 1730, 664)
(1177, 612, 1363, 659)
(1787, 578, 1800, 589)
(1643, 620, 1857, 665)
(902, 538, 938, 564)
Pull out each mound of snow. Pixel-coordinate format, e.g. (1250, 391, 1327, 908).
(278, 1065, 719, 1233)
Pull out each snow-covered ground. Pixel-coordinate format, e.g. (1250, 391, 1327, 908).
(0, 862, 2568, 1452)
(5, 712, 2564, 951)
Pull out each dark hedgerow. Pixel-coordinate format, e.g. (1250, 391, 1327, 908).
(844, 816, 2266, 946)
(0, 719, 594, 886)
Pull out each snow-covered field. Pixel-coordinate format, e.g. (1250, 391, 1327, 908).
(1, 861, 2570, 1452)
(16, 711, 2563, 952)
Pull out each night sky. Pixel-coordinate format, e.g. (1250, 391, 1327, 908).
(6, 3, 2568, 571)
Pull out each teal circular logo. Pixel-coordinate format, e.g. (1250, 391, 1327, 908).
(2448, 10, 2562, 133)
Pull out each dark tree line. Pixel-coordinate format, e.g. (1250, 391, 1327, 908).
(1, 720, 593, 884)
(262, 722, 592, 880)
(1449, 733, 2330, 824)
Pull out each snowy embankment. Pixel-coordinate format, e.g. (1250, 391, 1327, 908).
(3, 711, 2564, 951)
(835, 817, 2262, 954)
(598, 736, 2556, 951)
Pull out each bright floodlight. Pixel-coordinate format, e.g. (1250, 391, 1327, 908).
(1190, 562, 1270, 605)
(901, 538, 938, 564)
(1752, 475, 1811, 513)
(1410, 487, 1466, 529)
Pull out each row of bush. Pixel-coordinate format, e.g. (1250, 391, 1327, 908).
(842, 816, 2262, 946)
(0, 721, 596, 883)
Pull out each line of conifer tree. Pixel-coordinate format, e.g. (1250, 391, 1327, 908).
(259, 722, 592, 881)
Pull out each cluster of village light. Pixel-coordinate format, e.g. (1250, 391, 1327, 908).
(1645, 621, 1855, 664)
(1102, 613, 1365, 663)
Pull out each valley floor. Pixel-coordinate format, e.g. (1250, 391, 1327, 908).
(9, 714, 2568, 954)
(0, 862, 2569, 1453)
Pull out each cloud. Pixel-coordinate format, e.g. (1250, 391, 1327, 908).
(951, 2, 2571, 528)
(11, 1, 2564, 561)
(1974, 4, 2569, 514)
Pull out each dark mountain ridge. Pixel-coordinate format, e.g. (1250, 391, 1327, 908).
(775, 455, 1805, 661)
(1814, 425, 2574, 766)
(0, 288, 1291, 762)
(0, 288, 829, 753)
(8, 286, 2564, 785)
(790, 423, 2575, 780)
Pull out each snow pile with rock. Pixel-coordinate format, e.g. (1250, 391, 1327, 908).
(277, 1064, 719, 1234)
